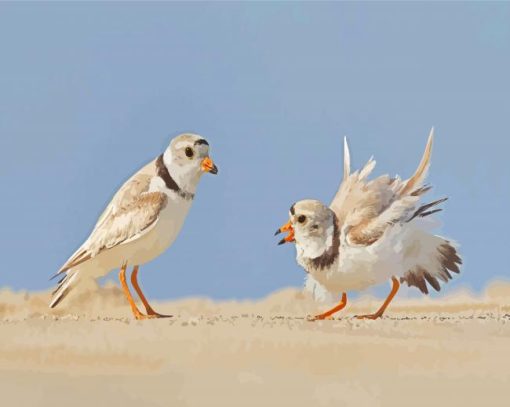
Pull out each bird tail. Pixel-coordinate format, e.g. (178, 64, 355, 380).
(49, 270, 80, 308)
(400, 230, 462, 295)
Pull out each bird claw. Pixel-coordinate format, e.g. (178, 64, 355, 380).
(355, 313, 382, 320)
(134, 313, 173, 320)
(307, 314, 333, 321)
(148, 313, 173, 319)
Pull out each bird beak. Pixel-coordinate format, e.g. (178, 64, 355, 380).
(201, 157, 218, 174)
(274, 221, 295, 245)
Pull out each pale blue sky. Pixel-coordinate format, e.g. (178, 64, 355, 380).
(1, 2, 509, 300)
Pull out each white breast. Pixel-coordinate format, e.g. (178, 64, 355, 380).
(128, 193, 193, 265)
(302, 224, 411, 293)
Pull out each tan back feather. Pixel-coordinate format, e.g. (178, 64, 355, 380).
(58, 160, 157, 274)
(93, 160, 155, 233)
(88, 192, 168, 256)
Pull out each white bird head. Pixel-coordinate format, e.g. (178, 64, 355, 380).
(275, 199, 336, 259)
(161, 133, 218, 194)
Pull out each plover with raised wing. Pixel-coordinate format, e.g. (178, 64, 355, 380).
(276, 129, 461, 320)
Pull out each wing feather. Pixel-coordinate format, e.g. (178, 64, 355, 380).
(343, 136, 350, 181)
(57, 191, 167, 275)
(92, 160, 155, 234)
(346, 195, 419, 245)
(87, 192, 168, 255)
(330, 130, 437, 247)
(400, 127, 434, 196)
(56, 250, 91, 274)
(56, 161, 156, 276)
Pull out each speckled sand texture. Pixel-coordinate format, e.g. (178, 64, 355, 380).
(0, 282, 509, 407)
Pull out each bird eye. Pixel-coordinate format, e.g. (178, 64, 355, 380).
(185, 147, 194, 158)
(297, 215, 306, 223)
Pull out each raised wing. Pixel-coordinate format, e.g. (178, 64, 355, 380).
(330, 129, 435, 246)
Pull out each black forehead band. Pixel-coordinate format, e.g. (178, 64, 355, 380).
(290, 204, 296, 215)
(194, 139, 209, 146)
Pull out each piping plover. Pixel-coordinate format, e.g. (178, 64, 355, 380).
(275, 129, 461, 320)
(50, 133, 218, 319)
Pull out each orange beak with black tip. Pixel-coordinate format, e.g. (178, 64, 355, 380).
(275, 221, 295, 245)
(201, 156, 218, 174)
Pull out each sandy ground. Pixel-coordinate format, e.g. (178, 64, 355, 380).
(1, 282, 510, 407)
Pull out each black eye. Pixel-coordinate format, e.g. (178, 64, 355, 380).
(297, 215, 306, 223)
(185, 147, 194, 158)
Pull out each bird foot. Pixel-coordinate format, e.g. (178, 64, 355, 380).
(134, 312, 172, 320)
(355, 313, 383, 320)
(147, 312, 173, 319)
(308, 314, 334, 321)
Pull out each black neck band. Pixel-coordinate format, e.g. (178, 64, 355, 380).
(156, 154, 194, 200)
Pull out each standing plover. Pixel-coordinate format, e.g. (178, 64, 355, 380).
(51, 133, 218, 319)
(276, 129, 461, 320)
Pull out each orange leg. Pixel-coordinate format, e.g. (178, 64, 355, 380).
(119, 263, 146, 320)
(311, 293, 348, 321)
(130, 265, 171, 318)
(356, 276, 400, 320)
